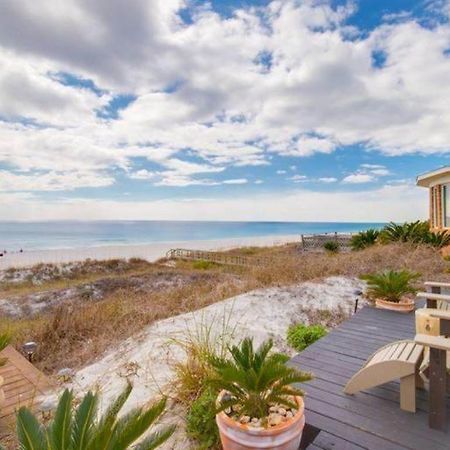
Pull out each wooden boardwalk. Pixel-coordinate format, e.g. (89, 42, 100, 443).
(292, 304, 450, 449)
(0, 346, 52, 425)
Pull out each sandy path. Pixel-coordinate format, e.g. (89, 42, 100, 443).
(0, 234, 300, 269)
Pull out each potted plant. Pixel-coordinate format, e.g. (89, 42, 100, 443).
(208, 338, 312, 450)
(362, 269, 420, 313)
(0, 333, 10, 410)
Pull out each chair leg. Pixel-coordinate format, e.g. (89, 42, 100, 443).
(400, 373, 416, 412)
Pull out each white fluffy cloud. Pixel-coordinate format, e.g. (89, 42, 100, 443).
(0, 0, 449, 215)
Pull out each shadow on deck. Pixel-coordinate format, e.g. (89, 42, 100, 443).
(292, 304, 450, 450)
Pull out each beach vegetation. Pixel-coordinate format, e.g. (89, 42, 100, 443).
(323, 241, 339, 253)
(207, 338, 312, 420)
(11, 383, 174, 450)
(361, 269, 420, 303)
(186, 388, 220, 449)
(287, 324, 327, 351)
(192, 260, 218, 270)
(379, 220, 450, 248)
(351, 229, 380, 250)
(0, 333, 9, 367)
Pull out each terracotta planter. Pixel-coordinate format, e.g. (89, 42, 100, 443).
(216, 396, 305, 450)
(0, 376, 4, 409)
(375, 297, 415, 313)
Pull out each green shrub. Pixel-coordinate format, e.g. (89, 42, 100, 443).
(361, 269, 420, 303)
(323, 241, 339, 253)
(186, 388, 220, 449)
(193, 260, 217, 270)
(0, 333, 10, 368)
(10, 383, 175, 450)
(351, 229, 380, 250)
(287, 324, 327, 351)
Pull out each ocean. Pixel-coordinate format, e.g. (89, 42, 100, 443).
(0, 221, 385, 252)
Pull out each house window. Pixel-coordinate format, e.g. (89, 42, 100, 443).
(444, 184, 450, 227)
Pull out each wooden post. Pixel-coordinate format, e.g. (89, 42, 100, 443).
(429, 347, 447, 430)
(427, 285, 439, 309)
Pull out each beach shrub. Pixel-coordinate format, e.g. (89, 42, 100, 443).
(0, 333, 9, 367)
(11, 383, 174, 450)
(207, 338, 312, 420)
(379, 221, 450, 248)
(186, 388, 220, 449)
(287, 324, 327, 351)
(172, 313, 236, 404)
(361, 269, 420, 303)
(351, 229, 380, 251)
(193, 260, 217, 270)
(323, 241, 339, 253)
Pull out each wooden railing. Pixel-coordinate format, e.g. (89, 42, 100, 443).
(166, 248, 270, 267)
(300, 232, 354, 251)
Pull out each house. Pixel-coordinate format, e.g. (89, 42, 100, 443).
(417, 166, 450, 229)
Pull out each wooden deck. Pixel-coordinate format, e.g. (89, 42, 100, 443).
(292, 304, 450, 449)
(0, 346, 52, 425)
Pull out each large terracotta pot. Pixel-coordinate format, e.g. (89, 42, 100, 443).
(375, 297, 415, 313)
(0, 376, 5, 409)
(216, 396, 305, 450)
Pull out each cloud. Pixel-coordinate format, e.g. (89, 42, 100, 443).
(0, 184, 427, 222)
(0, 0, 449, 207)
(276, 170, 287, 174)
(342, 173, 375, 184)
(222, 178, 248, 184)
(289, 175, 308, 183)
(318, 177, 338, 183)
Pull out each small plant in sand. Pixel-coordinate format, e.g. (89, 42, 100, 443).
(208, 338, 312, 425)
(351, 229, 380, 251)
(0, 333, 9, 367)
(323, 241, 339, 253)
(8, 383, 174, 450)
(287, 324, 327, 351)
(362, 270, 420, 303)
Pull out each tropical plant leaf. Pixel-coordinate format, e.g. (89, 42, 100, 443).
(16, 407, 46, 450)
(47, 389, 73, 450)
(133, 425, 176, 450)
(72, 391, 97, 450)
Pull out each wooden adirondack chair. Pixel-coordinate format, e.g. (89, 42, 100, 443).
(344, 340, 424, 412)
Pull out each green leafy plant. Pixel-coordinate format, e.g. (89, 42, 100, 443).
(10, 383, 175, 450)
(351, 229, 380, 251)
(287, 324, 327, 351)
(361, 269, 420, 303)
(208, 338, 312, 420)
(0, 333, 10, 368)
(422, 230, 450, 249)
(323, 241, 339, 253)
(192, 260, 217, 270)
(186, 388, 220, 449)
(380, 221, 429, 244)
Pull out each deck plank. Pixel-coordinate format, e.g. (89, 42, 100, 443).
(292, 305, 450, 449)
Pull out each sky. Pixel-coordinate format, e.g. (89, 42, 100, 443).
(1, 0, 450, 222)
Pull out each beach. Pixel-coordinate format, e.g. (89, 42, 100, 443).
(0, 234, 300, 270)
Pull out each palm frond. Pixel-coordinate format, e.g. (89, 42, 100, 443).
(47, 389, 73, 450)
(132, 425, 176, 450)
(16, 407, 46, 450)
(71, 391, 97, 450)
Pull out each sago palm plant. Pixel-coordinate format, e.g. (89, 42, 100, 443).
(208, 338, 312, 420)
(362, 270, 420, 303)
(2, 383, 175, 450)
(350, 229, 380, 250)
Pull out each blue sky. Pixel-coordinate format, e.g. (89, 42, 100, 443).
(0, 0, 449, 221)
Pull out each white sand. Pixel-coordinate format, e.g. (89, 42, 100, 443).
(0, 234, 300, 270)
(42, 276, 365, 447)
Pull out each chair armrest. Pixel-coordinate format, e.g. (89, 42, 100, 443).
(424, 281, 450, 289)
(416, 292, 450, 303)
(428, 309, 450, 320)
(415, 334, 450, 351)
